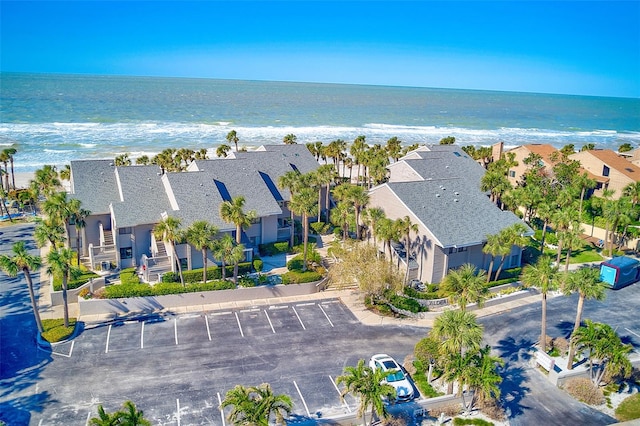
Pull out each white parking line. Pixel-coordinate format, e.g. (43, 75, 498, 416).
(85, 410, 91, 425)
(269, 305, 289, 310)
(329, 375, 351, 412)
(105, 324, 112, 353)
(217, 392, 226, 426)
(174, 318, 178, 345)
(240, 308, 261, 313)
(176, 398, 181, 426)
(296, 302, 316, 307)
(264, 310, 276, 333)
(52, 340, 75, 358)
(292, 306, 306, 330)
(321, 300, 339, 304)
(293, 380, 311, 417)
(205, 315, 212, 341)
(210, 311, 233, 316)
(318, 304, 334, 327)
(625, 327, 640, 339)
(140, 321, 145, 349)
(180, 313, 201, 319)
(235, 312, 244, 337)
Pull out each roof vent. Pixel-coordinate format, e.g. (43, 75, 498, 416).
(436, 193, 440, 197)
(454, 191, 459, 195)
(454, 199, 459, 202)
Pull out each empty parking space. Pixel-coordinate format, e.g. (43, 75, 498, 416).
(176, 314, 211, 345)
(73, 325, 110, 356)
(142, 317, 178, 349)
(237, 308, 276, 337)
(208, 311, 243, 341)
(291, 374, 350, 418)
(317, 300, 359, 326)
(293, 302, 334, 330)
(105, 321, 142, 353)
(267, 305, 306, 333)
(173, 394, 222, 426)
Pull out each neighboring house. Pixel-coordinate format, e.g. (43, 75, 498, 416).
(569, 149, 640, 199)
(505, 143, 560, 186)
(368, 145, 531, 284)
(67, 144, 321, 280)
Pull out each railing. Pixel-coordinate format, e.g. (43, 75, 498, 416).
(88, 243, 117, 271)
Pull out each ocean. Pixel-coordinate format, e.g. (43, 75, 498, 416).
(1, 72, 639, 173)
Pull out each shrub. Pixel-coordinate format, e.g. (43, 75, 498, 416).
(120, 268, 140, 285)
(41, 318, 77, 342)
(386, 293, 428, 313)
(552, 337, 570, 355)
(104, 280, 235, 298)
(104, 282, 154, 298)
(411, 359, 443, 398)
(53, 270, 100, 291)
(287, 257, 305, 271)
(403, 286, 441, 300)
(161, 263, 252, 283)
(281, 270, 322, 284)
(452, 418, 494, 426)
(564, 378, 605, 405)
(615, 393, 640, 422)
(238, 277, 256, 288)
(259, 241, 290, 256)
(253, 258, 263, 272)
(310, 221, 331, 235)
(78, 287, 91, 299)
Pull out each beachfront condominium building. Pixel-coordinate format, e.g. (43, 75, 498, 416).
(66, 144, 321, 280)
(367, 145, 531, 284)
(569, 149, 640, 200)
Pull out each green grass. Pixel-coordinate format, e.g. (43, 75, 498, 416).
(41, 318, 77, 342)
(615, 393, 640, 422)
(412, 360, 443, 398)
(453, 418, 494, 426)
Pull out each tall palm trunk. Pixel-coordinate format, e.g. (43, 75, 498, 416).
(486, 257, 495, 283)
(62, 274, 70, 328)
(202, 248, 208, 283)
(541, 292, 548, 352)
(23, 267, 44, 333)
(566, 294, 585, 370)
(171, 241, 185, 287)
(540, 220, 548, 253)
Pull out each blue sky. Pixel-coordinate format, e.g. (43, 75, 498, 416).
(2, 1, 639, 97)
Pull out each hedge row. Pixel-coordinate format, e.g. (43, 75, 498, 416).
(281, 270, 323, 284)
(386, 292, 429, 313)
(258, 241, 290, 256)
(161, 262, 253, 283)
(53, 271, 100, 291)
(120, 268, 140, 285)
(103, 280, 236, 299)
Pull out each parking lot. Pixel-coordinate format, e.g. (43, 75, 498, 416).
(34, 299, 424, 425)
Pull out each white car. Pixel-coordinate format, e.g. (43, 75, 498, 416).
(369, 354, 414, 402)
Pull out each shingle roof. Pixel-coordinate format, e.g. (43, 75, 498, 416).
(70, 160, 119, 214)
(110, 166, 172, 228)
(399, 150, 486, 183)
(382, 178, 526, 248)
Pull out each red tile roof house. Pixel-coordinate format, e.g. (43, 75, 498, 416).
(569, 149, 640, 200)
(367, 145, 532, 284)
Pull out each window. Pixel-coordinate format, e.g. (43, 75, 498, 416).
(603, 165, 610, 177)
(509, 170, 516, 178)
(120, 247, 132, 259)
(119, 227, 132, 235)
(448, 246, 467, 254)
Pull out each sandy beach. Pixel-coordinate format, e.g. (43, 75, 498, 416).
(12, 172, 36, 189)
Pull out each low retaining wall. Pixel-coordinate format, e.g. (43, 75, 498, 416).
(78, 281, 321, 317)
(50, 276, 109, 306)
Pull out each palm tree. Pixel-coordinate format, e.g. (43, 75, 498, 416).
(314, 164, 336, 222)
(482, 233, 502, 283)
(283, 133, 297, 145)
(440, 264, 489, 311)
(46, 247, 78, 328)
(465, 345, 504, 412)
(374, 217, 399, 265)
(72, 207, 91, 265)
(331, 202, 353, 241)
(395, 216, 418, 283)
(119, 400, 151, 426)
(89, 405, 121, 426)
(211, 234, 236, 280)
(32, 164, 61, 197)
(288, 187, 318, 271)
(278, 170, 304, 247)
(219, 196, 256, 280)
(3, 147, 17, 190)
(226, 130, 239, 152)
(153, 216, 185, 287)
(59, 164, 71, 182)
(562, 267, 606, 370)
(184, 220, 219, 283)
(572, 320, 633, 386)
(114, 153, 132, 166)
(362, 207, 385, 248)
(432, 309, 483, 394)
(221, 383, 293, 426)
(34, 217, 66, 251)
(0, 149, 9, 191)
(336, 359, 395, 426)
(216, 144, 231, 158)
(493, 223, 528, 281)
(0, 241, 44, 333)
(136, 155, 151, 165)
(386, 136, 402, 162)
(42, 192, 81, 247)
(333, 183, 369, 240)
(521, 255, 559, 353)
